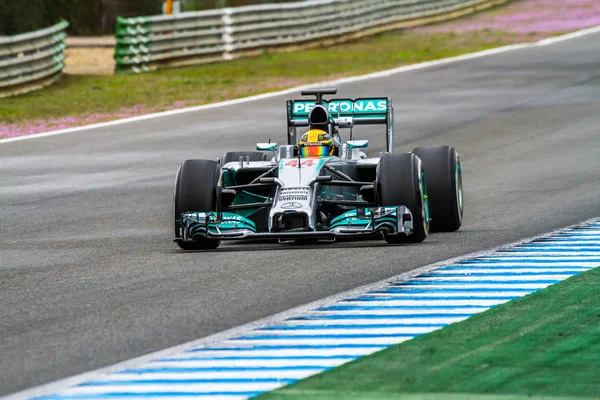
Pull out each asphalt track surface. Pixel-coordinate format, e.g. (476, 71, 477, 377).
(1, 32, 600, 396)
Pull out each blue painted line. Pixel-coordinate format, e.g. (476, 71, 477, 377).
(162, 355, 355, 361)
(508, 242, 600, 247)
(420, 272, 577, 277)
(379, 288, 534, 293)
(465, 254, 600, 259)
(343, 296, 519, 301)
(457, 259, 600, 264)
(504, 247, 600, 253)
(401, 280, 560, 285)
(318, 305, 491, 311)
(536, 238, 600, 241)
(545, 230, 600, 233)
(439, 266, 589, 271)
(543, 231, 600, 234)
(259, 324, 447, 330)
(292, 313, 475, 320)
(512, 245, 600, 248)
(190, 344, 388, 352)
(519, 244, 600, 248)
(34, 393, 264, 399)
(78, 378, 297, 386)
(539, 235, 600, 238)
(236, 334, 417, 340)
(454, 260, 594, 264)
(118, 366, 329, 374)
(507, 250, 600, 253)
(538, 236, 600, 239)
(556, 234, 591, 236)
(568, 228, 598, 231)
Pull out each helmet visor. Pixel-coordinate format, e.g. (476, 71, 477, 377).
(300, 145, 330, 158)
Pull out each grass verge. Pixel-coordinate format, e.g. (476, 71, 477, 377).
(0, 30, 519, 136)
(260, 267, 600, 400)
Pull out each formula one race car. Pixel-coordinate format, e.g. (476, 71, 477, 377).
(174, 88, 463, 250)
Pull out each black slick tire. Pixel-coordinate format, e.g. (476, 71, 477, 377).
(219, 151, 267, 165)
(377, 153, 429, 243)
(174, 159, 221, 250)
(411, 146, 463, 232)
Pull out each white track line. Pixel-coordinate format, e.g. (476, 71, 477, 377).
(225, 337, 415, 346)
(94, 371, 320, 380)
(2, 25, 600, 145)
(175, 348, 375, 358)
(99, 370, 320, 381)
(392, 283, 553, 289)
(472, 256, 600, 260)
(63, 384, 280, 394)
(237, 327, 440, 336)
(312, 308, 490, 316)
(147, 358, 355, 368)
(363, 292, 530, 297)
(272, 317, 467, 325)
(413, 276, 571, 281)
(447, 263, 598, 267)
(433, 268, 590, 273)
(336, 299, 509, 306)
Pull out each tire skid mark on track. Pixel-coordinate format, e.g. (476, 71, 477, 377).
(15, 219, 599, 400)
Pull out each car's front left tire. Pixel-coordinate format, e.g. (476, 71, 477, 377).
(377, 153, 429, 244)
(411, 146, 463, 232)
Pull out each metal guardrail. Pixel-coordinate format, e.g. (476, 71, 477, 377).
(0, 21, 69, 98)
(114, 0, 505, 74)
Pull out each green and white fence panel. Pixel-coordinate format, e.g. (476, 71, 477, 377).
(114, 0, 502, 74)
(0, 21, 69, 98)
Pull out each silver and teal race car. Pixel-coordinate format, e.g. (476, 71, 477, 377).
(174, 88, 463, 250)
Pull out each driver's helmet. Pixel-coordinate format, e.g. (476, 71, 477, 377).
(298, 129, 337, 158)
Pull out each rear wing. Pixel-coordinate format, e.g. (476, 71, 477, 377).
(286, 97, 395, 153)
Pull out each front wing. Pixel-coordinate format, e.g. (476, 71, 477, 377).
(177, 206, 414, 243)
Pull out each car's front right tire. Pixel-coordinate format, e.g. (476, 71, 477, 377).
(174, 159, 221, 250)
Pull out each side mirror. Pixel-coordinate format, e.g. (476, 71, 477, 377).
(278, 145, 298, 159)
(334, 117, 354, 128)
(359, 185, 375, 204)
(256, 143, 277, 151)
(219, 188, 237, 208)
(347, 140, 368, 149)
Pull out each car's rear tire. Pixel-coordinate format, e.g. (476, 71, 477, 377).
(377, 153, 429, 244)
(219, 151, 268, 165)
(411, 146, 463, 232)
(174, 159, 221, 250)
